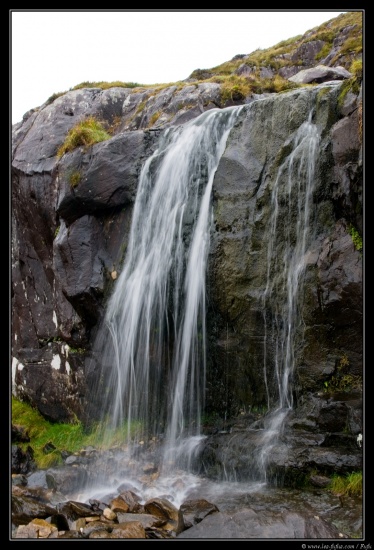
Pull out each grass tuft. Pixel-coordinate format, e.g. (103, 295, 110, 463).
(71, 81, 142, 90)
(57, 116, 111, 158)
(329, 471, 363, 497)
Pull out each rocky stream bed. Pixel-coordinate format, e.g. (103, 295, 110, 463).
(11, 440, 363, 540)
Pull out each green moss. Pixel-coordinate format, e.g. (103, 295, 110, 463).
(323, 353, 362, 394)
(12, 396, 83, 468)
(348, 225, 363, 252)
(12, 396, 143, 469)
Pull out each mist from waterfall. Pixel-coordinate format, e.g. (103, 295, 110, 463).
(91, 105, 243, 471)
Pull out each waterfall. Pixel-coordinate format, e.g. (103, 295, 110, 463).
(257, 109, 320, 478)
(91, 105, 243, 470)
(89, 92, 321, 490)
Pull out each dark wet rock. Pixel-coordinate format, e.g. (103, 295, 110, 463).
(66, 500, 101, 518)
(55, 530, 85, 539)
(45, 466, 89, 493)
(12, 424, 30, 443)
(11, 485, 58, 526)
(43, 441, 57, 454)
(80, 520, 113, 538)
(10, 449, 361, 539)
(13, 348, 88, 424)
(144, 497, 185, 535)
(11, 445, 36, 475)
(116, 512, 166, 529)
(118, 490, 144, 513)
(180, 498, 219, 528)
(56, 130, 147, 225)
(310, 474, 331, 488)
(109, 496, 130, 514)
(177, 508, 345, 539)
(196, 389, 362, 484)
(107, 521, 146, 538)
(203, 83, 362, 490)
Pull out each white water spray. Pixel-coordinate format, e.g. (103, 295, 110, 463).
(92, 106, 243, 470)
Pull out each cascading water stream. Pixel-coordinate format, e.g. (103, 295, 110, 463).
(257, 109, 320, 479)
(91, 105, 243, 474)
(86, 90, 323, 493)
(72, 86, 353, 514)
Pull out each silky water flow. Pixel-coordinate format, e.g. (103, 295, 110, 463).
(77, 100, 321, 506)
(256, 111, 320, 480)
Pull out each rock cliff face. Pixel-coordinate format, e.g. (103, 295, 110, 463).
(11, 13, 363, 481)
(205, 81, 362, 415)
(11, 85, 224, 423)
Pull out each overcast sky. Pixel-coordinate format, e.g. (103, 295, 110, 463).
(11, 10, 348, 124)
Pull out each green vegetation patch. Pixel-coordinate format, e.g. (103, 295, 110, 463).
(57, 116, 111, 158)
(315, 43, 332, 61)
(72, 80, 142, 90)
(329, 471, 363, 497)
(323, 353, 362, 394)
(218, 73, 299, 104)
(348, 225, 363, 253)
(12, 396, 144, 469)
(12, 397, 85, 468)
(220, 75, 252, 103)
(337, 74, 361, 112)
(339, 35, 362, 57)
(149, 111, 162, 126)
(189, 68, 215, 80)
(46, 91, 65, 105)
(68, 170, 82, 188)
(350, 58, 363, 79)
